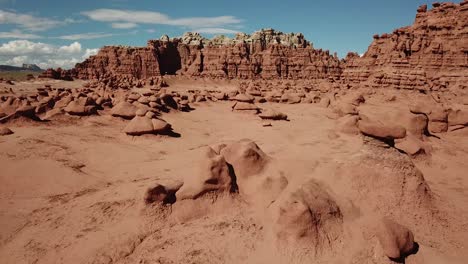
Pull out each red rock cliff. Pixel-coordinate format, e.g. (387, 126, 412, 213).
(342, 1, 468, 91)
(70, 29, 343, 81)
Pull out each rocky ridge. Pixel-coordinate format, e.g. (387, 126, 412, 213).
(45, 1, 467, 93)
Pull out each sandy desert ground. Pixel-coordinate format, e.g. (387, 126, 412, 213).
(1, 78, 468, 264)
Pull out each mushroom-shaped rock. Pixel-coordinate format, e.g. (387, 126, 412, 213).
(376, 218, 415, 260)
(151, 118, 171, 133)
(54, 96, 73, 109)
(232, 102, 260, 114)
(213, 92, 227, 100)
(64, 97, 97, 116)
(135, 108, 147, 117)
(258, 108, 288, 120)
(111, 101, 138, 119)
(233, 93, 255, 103)
(124, 113, 171, 136)
(358, 120, 406, 139)
(43, 108, 65, 120)
(176, 147, 234, 200)
(0, 127, 14, 136)
(123, 116, 154, 135)
(220, 139, 269, 181)
(137, 96, 150, 105)
(271, 179, 343, 247)
(127, 93, 141, 101)
(280, 93, 302, 104)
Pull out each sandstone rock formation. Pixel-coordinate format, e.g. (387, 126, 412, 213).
(176, 147, 235, 200)
(61, 29, 342, 82)
(123, 109, 172, 136)
(342, 2, 468, 91)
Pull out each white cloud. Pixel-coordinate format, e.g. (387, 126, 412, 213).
(56, 32, 114, 40)
(111, 22, 138, 29)
(0, 40, 98, 69)
(82, 9, 242, 29)
(57, 42, 82, 54)
(146, 29, 156, 33)
(0, 40, 55, 55)
(0, 29, 41, 39)
(82, 48, 99, 59)
(0, 9, 63, 31)
(193, 28, 239, 34)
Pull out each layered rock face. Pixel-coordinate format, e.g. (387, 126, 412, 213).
(70, 46, 161, 80)
(342, 1, 468, 91)
(70, 29, 342, 81)
(59, 1, 466, 91)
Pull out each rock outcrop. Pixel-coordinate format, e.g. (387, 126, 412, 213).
(43, 2, 467, 93)
(63, 29, 342, 81)
(342, 2, 468, 91)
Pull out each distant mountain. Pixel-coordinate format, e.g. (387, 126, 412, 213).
(0, 64, 43, 72)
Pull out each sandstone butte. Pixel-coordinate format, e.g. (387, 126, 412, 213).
(41, 1, 468, 91)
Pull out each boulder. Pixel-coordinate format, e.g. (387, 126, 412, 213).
(123, 115, 171, 136)
(123, 116, 155, 135)
(54, 96, 73, 109)
(376, 218, 415, 260)
(111, 101, 138, 119)
(213, 92, 227, 100)
(64, 97, 97, 116)
(233, 93, 255, 103)
(358, 120, 406, 139)
(232, 102, 260, 114)
(258, 109, 288, 120)
(280, 93, 302, 104)
(151, 118, 171, 133)
(395, 135, 425, 156)
(137, 96, 150, 105)
(43, 108, 66, 120)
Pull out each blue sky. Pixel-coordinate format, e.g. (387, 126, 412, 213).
(0, 0, 460, 68)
